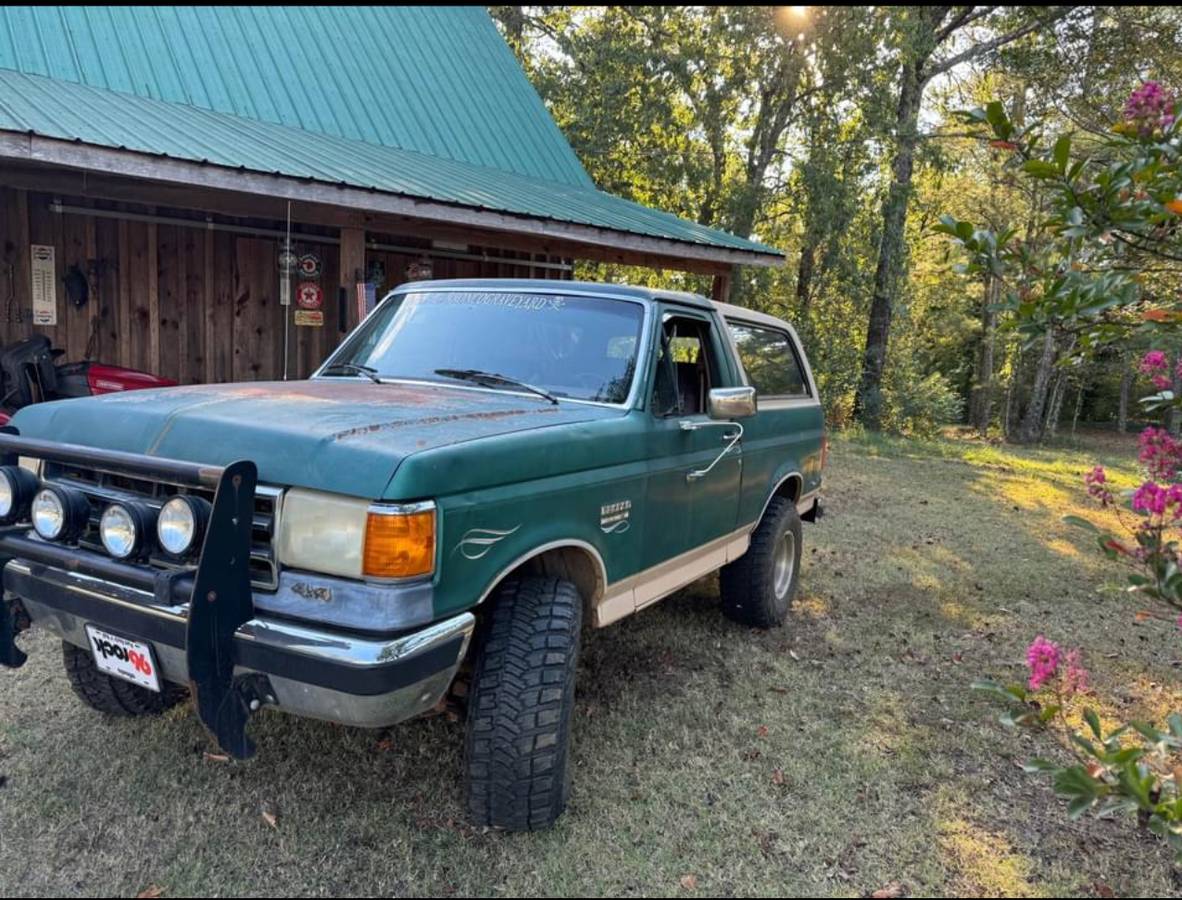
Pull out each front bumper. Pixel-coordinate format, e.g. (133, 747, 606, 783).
(0, 431, 466, 759)
(5, 558, 474, 729)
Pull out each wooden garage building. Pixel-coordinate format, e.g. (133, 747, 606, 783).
(0, 7, 782, 384)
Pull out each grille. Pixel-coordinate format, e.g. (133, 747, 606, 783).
(41, 462, 282, 590)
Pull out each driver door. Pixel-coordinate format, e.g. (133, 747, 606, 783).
(641, 309, 743, 582)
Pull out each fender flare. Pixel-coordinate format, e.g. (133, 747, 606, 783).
(474, 539, 608, 608)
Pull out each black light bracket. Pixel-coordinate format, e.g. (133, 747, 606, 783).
(185, 459, 260, 760)
(0, 592, 28, 668)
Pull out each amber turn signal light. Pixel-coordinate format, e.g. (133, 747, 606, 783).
(362, 504, 436, 579)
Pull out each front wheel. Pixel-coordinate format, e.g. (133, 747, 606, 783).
(463, 576, 583, 831)
(719, 496, 802, 628)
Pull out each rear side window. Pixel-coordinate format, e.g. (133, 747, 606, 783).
(727, 322, 810, 398)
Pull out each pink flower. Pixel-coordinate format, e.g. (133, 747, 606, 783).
(1085, 465, 1113, 506)
(1063, 648, 1089, 696)
(1026, 635, 1061, 691)
(1141, 350, 1169, 374)
(1133, 481, 1166, 515)
(1124, 81, 1176, 134)
(1138, 427, 1182, 481)
(1154, 374, 1173, 390)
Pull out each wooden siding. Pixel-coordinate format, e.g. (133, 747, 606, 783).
(0, 188, 569, 384)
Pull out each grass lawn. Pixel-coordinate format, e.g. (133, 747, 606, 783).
(2, 431, 1181, 897)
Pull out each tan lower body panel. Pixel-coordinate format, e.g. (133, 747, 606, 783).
(594, 527, 751, 628)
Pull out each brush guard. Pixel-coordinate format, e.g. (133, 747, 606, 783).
(0, 430, 265, 759)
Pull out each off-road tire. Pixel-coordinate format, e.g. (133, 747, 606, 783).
(463, 576, 582, 831)
(719, 496, 802, 628)
(62, 641, 187, 716)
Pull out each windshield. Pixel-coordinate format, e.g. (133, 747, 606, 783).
(326, 290, 646, 404)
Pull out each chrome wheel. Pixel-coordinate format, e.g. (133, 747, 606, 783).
(772, 529, 795, 601)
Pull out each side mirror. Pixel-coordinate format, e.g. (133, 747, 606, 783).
(707, 386, 757, 420)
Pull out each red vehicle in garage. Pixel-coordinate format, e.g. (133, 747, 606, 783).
(0, 335, 175, 425)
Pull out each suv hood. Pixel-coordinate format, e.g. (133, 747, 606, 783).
(11, 380, 621, 497)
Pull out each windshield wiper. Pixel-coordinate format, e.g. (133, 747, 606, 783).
(434, 368, 559, 405)
(320, 362, 382, 384)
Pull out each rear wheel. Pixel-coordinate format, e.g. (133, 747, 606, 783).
(463, 576, 582, 831)
(719, 496, 802, 628)
(62, 641, 187, 717)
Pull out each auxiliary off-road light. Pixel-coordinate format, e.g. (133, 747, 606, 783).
(156, 494, 211, 557)
(99, 501, 156, 560)
(31, 485, 90, 542)
(362, 503, 436, 579)
(0, 465, 38, 523)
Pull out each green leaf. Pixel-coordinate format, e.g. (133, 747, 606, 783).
(1085, 708, 1103, 739)
(1022, 758, 1059, 773)
(1071, 734, 1102, 758)
(1068, 794, 1097, 818)
(1023, 160, 1060, 179)
(984, 100, 1012, 139)
(1133, 721, 1167, 743)
(1039, 704, 1062, 723)
(971, 680, 1027, 702)
(1053, 135, 1071, 173)
(1054, 766, 1105, 813)
(1062, 515, 1099, 532)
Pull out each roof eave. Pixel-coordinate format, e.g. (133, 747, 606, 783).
(0, 131, 785, 270)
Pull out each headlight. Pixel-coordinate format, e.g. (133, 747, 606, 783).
(157, 495, 210, 556)
(0, 465, 38, 523)
(99, 502, 155, 560)
(31, 485, 89, 542)
(277, 489, 435, 580)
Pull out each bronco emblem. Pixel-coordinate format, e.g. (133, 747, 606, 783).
(600, 500, 631, 534)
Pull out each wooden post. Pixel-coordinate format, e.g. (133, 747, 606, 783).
(711, 268, 733, 303)
(147, 221, 160, 373)
(339, 226, 365, 331)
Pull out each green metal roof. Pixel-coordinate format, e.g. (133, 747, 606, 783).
(0, 5, 592, 188)
(0, 7, 783, 263)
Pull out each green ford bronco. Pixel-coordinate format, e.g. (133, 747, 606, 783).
(0, 279, 824, 830)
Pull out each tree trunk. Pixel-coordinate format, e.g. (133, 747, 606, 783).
(1117, 356, 1132, 433)
(1015, 329, 1057, 444)
(1071, 383, 1084, 436)
(1045, 372, 1066, 439)
(969, 276, 999, 434)
(1003, 343, 1022, 441)
(853, 58, 925, 430)
(795, 238, 817, 317)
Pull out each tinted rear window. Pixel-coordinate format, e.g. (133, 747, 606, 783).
(726, 322, 809, 397)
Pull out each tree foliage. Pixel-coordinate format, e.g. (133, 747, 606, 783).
(493, 5, 1182, 438)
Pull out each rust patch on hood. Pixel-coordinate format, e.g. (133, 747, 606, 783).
(331, 405, 560, 441)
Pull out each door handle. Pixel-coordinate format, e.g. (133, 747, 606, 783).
(686, 422, 744, 482)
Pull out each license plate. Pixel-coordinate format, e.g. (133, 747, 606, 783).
(84, 625, 161, 693)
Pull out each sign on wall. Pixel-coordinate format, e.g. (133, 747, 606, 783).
(30, 244, 57, 326)
(296, 281, 323, 310)
(294, 310, 324, 327)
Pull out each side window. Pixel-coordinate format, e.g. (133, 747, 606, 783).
(652, 317, 720, 416)
(727, 322, 809, 398)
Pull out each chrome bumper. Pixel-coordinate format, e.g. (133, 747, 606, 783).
(5, 560, 474, 729)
